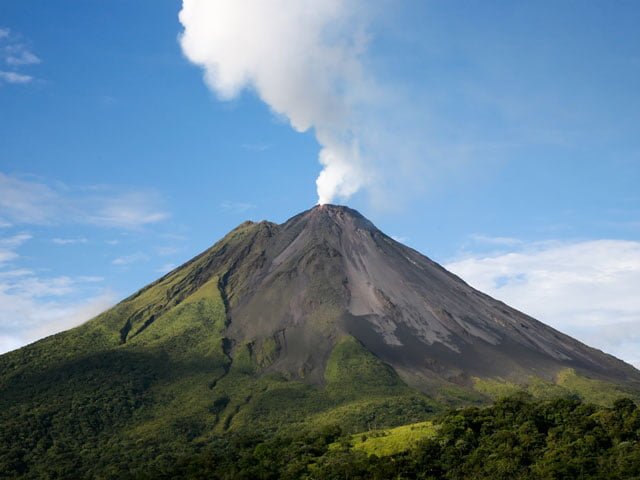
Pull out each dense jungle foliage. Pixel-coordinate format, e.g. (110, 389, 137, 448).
(3, 394, 637, 479)
(142, 395, 640, 480)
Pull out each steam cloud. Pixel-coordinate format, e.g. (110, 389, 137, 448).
(178, 0, 376, 205)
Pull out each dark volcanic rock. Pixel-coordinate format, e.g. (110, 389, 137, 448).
(168, 204, 640, 388)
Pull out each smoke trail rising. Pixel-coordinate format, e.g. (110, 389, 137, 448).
(178, 0, 374, 204)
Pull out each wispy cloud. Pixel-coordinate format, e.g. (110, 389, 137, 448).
(0, 174, 58, 224)
(446, 239, 640, 368)
(0, 70, 32, 84)
(0, 28, 39, 85)
(220, 200, 256, 214)
(0, 283, 115, 354)
(112, 252, 149, 266)
(87, 191, 169, 229)
(4, 44, 40, 66)
(9, 275, 76, 297)
(1, 233, 32, 248)
(156, 246, 181, 256)
(0, 233, 32, 265)
(0, 172, 169, 229)
(0, 269, 33, 279)
(468, 234, 523, 247)
(0, 233, 114, 354)
(0, 249, 18, 265)
(52, 237, 87, 245)
(78, 276, 104, 283)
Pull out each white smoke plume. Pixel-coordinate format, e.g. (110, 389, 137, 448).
(178, 0, 376, 205)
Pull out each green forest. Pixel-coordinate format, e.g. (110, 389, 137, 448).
(2, 394, 639, 479)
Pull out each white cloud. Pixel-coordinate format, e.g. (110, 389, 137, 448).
(156, 246, 181, 256)
(445, 239, 640, 368)
(0, 174, 59, 224)
(0, 233, 32, 248)
(0, 70, 32, 84)
(0, 269, 33, 278)
(0, 172, 169, 229)
(0, 249, 18, 265)
(87, 192, 169, 228)
(112, 252, 149, 266)
(469, 234, 523, 247)
(0, 28, 40, 85)
(0, 232, 114, 354)
(0, 233, 32, 266)
(52, 237, 88, 245)
(0, 288, 115, 355)
(77, 276, 104, 283)
(4, 44, 40, 66)
(8, 275, 76, 297)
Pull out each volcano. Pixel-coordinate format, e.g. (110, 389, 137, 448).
(1, 205, 639, 476)
(185, 204, 639, 386)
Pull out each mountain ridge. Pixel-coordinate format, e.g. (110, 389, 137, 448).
(180, 204, 639, 386)
(5, 204, 639, 386)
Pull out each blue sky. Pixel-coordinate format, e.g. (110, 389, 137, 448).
(1, 1, 639, 366)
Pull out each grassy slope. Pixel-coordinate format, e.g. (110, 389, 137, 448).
(209, 335, 439, 436)
(473, 368, 640, 405)
(0, 269, 231, 477)
(346, 421, 437, 456)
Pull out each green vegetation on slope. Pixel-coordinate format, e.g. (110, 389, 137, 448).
(324, 336, 400, 388)
(473, 368, 639, 406)
(0, 316, 438, 478)
(345, 420, 437, 456)
(127, 394, 640, 480)
(207, 335, 438, 435)
(0, 273, 233, 478)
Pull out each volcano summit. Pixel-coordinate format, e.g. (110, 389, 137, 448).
(190, 204, 639, 386)
(1, 205, 639, 476)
